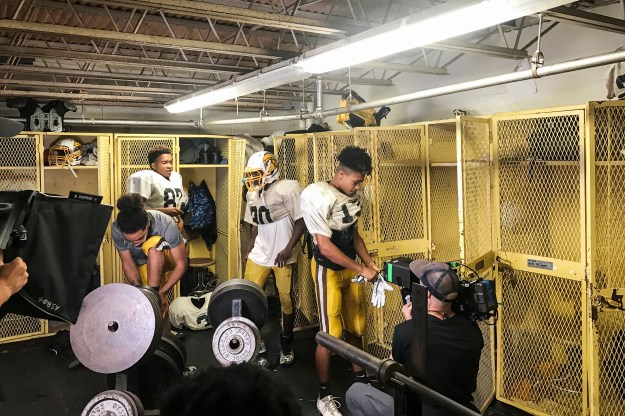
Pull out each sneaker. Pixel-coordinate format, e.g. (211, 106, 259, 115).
(183, 366, 197, 377)
(279, 347, 295, 367)
(317, 395, 342, 416)
(258, 340, 266, 354)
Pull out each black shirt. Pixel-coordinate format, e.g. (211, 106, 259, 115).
(392, 313, 484, 415)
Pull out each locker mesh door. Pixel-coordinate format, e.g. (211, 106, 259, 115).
(0, 134, 47, 343)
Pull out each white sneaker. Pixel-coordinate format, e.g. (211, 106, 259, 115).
(258, 340, 266, 354)
(317, 395, 342, 416)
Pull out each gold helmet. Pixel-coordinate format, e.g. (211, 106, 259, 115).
(243, 151, 279, 192)
(48, 138, 83, 166)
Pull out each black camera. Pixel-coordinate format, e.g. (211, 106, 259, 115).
(382, 257, 498, 322)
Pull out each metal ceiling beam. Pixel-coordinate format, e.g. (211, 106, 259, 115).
(0, 78, 191, 96)
(0, 89, 163, 102)
(10, 0, 328, 48)
(543, 5, 625, 34)
(319, 75, 394, 86)
(95, 0, 347, 36)
(0, 19, 297, 59)
(429, 39, 529, 59)
(0, 65, 345, 95)
(0, 45, 247, 74)
(355, 61, 448, 75)
(0, 64, 219, 86)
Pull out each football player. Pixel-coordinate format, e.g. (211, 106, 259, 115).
(300, 146, 379, 416)
(111, 193, 187, 309)
(127, 145, 188, 232)
(242, 151, 306, 366)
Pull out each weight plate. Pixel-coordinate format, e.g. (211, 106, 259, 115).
(212, 317, 261, 366)
(81, 389, 144, 416)
(136, 287, 164, 363)
(159, 334, 186, 375)
(133, 349, 181, 410)
(208, 279, 268, 330)
(70, 283, 162, 374)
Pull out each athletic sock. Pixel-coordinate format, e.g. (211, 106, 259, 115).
(319, 383, 329, 398)
(354, 370, 367, 384)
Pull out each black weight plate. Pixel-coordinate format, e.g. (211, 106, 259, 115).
(133, 349, 180, 410)
(136, 287, 164, 367)
(159, 335, 186, 375)
(208, 279, 268, 329)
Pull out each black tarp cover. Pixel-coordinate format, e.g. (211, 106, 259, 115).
(0, 191, 112, 323)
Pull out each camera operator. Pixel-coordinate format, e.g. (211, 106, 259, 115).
(0, 249, 28, 307)
(346, 260, 484, 416)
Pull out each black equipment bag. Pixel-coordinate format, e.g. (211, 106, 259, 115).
(0, 191, 112, 323)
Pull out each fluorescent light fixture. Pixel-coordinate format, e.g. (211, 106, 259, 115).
(296, 0, 572, 74)
(165, 65, 310, 113)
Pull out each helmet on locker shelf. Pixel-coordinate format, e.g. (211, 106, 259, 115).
(48, 138, 83, 166)
(243, 151, 279, 192)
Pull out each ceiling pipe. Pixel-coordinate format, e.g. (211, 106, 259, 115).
(4, 118, 201, 127)
(203, 48, 625, 126)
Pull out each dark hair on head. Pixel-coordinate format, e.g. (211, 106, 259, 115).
(337, 146, 372, 175)
(148, 145, 172, 165)
(160, 363, 302, 416)
(116, 193, 149, 234)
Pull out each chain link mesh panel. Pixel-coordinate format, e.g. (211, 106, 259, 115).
(363, 252, 425, 359)
(496, 113, 582, 262)
(274, 135, 318, 329)
(589, 102, 625, 415)
(96, 135, 115, 286)
(216, 167, 229, 283)
(428, 122, 460, 261)
(593, 105, 625, 289)
(595, 310, 625, 415)
(498, 267, 584, 416)
(228, 139, 245, 279)
(357, 126, 426, 245)
(0, 134, 47, 342)
(460, 118, 493, 263)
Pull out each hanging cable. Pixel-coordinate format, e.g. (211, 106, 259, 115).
(531, 13, 545, 78)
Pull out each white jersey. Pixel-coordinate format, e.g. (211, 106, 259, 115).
(300, 181, 361, 241)
(301, 181, 361, 270)
(169, 292, 212, 331)
(127, 170, 188, 211)
(244, 179, 302, 266)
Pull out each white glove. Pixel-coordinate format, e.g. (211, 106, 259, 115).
(371, 274, 393, 308)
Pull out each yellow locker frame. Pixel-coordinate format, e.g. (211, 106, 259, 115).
(425, 116, 496, 413)
(492, 106, 587, 416)
(586, 100, 625, 416)
(112, 134, 244, 289)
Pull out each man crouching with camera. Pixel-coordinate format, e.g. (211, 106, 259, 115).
(346, 260, 484, 416)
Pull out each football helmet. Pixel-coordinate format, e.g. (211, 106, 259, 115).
(48, 138, 83, 166)
(243, 151, 279, 192)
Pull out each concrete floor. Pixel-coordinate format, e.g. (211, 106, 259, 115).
(0, 296, 530, 416)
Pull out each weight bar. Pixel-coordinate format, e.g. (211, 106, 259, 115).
(315, 332, 481, 416)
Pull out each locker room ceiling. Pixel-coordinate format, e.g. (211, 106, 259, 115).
(0, 0, 622, 111)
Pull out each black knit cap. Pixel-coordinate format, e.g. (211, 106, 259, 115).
(409, 259, 460, 303)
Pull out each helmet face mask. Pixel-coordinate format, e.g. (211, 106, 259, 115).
(243, 168, 265, 192)
(49, 138, 83, 166)
(243, 151, 279, 192)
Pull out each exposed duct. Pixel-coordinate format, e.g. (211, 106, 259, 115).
(204, 48, 625, 125)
